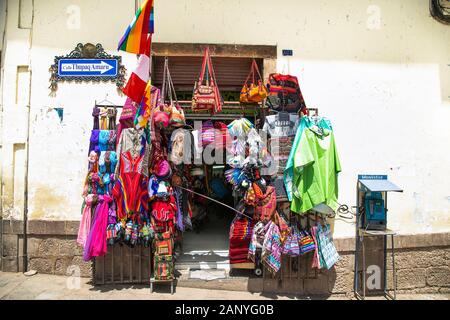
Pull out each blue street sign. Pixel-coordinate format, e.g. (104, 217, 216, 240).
(282, 49, 293, 56)
(58, 59, 118, 77)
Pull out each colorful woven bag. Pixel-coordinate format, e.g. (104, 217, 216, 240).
(299, 229, 316, 254)
(154, 254, 174, 280)
(316, 223, 340, 269)
(191, 47, 223, 114)
(240, 59, 268, 104)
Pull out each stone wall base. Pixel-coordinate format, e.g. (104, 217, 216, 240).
(1, 219, 449, 296)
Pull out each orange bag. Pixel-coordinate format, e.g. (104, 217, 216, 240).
(240, 59, 268, 104)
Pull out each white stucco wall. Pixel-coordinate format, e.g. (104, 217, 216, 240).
(1, 0, 449, 238)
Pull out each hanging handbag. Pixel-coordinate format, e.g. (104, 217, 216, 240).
(240, 59, 268, 104)
(192, 47, 223, 114)
(158, 57, 186, 128)
(316, 223, 340, 269)
(299, 229, 316, 254)
(265, 73, 306, 113)
(154, 238, 173, 255)
(164, 58, 185, 127)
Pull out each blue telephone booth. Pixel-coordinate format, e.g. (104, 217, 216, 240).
(354, 175, 403, 300)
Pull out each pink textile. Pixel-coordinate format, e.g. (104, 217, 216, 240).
(83, 195, 113, 261)
(77, 195, 96, 247)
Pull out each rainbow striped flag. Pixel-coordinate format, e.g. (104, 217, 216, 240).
(118, 0, 154, 54)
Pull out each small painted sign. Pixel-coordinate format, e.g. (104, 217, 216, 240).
(58, 59, 118, 77)
(282, 49, 293, 56)
(358, 175, 388, 180)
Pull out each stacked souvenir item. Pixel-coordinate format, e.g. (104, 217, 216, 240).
(78, 105, 119, 261)
(147, 59, 187, 281)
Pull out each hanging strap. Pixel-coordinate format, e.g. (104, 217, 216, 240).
(206, 51, 222, 111)
(244, 59, 263, 86)
(161, 57, 168, 105)
(166, 66, 178, 106)
(198, 47, 209, 85)
(252, 59, 263, 82)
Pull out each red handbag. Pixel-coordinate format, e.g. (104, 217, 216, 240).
(266, 73, 306, 113)
(192, 47, 222, 114)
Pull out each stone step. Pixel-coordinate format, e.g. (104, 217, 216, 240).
(175, 268, 263, 292)
(176, 249, 230, 270)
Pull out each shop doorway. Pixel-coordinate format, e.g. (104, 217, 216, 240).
(177, 165, 235, 270)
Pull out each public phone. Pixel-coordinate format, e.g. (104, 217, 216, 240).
(363, 192, 386, 230)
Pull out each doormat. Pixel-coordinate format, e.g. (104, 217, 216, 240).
(189, 269, 227, 281)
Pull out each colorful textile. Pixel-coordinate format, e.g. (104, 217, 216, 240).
(115, 127, 150, 177)
(229, 215, 254, 264)
(174, 187, 184, 232)
(262, 221, 282, 274)
(89, 130, 100, 155)
(151, 196, 177, 222)
(135, 84, 160, 130)
(201, 120, 215, 147)
(299, 229, 316, 254)
(281, 226, 301, 257)
(284, 116, 332, 201)
(310, 225, 322, 269)
(227, 118, 254, 138)
(120, 151, 145, 175)
(118, 0, 154, 54)
(254, 186, 277, 222)
(83, 195, 113, 261)
(112, 172, 149, 222)
(316, 223, 340, 269)
(248, 222, 265, 261)
(154, 255, 174, 280)
(77, 194, 97, 247)
(290, 126, 341, 214)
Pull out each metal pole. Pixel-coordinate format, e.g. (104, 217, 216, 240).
(391, 234, 396, 300)
(362, 235, 366, 300)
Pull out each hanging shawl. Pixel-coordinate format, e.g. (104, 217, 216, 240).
(77, 194, 97, 247)
(248, 221, 266, 261)
(83, 195, 112, 261)
(89, 130, 100, 156)
(112, 172, 149, 222)
(254, 185, 276, 222)
(87, 150, 99, 174)
(262, 221, 282, 274)
(281, 225, 301, 257)
(310, 225, 322, 269)
(92, 106, 100, 130)
(173, 187, 184, 232)
(98, 130, 110, 152)
(108, 130, 117, 151)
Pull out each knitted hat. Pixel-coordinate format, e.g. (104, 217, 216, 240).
(154, 159, 171, 179)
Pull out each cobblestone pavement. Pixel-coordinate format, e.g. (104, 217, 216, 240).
(0, 272, 449, 300)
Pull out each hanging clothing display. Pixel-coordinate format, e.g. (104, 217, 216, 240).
(78, 40, 343, 283)
(289, 121, 341, 214)
(284, 116, 333, 201)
